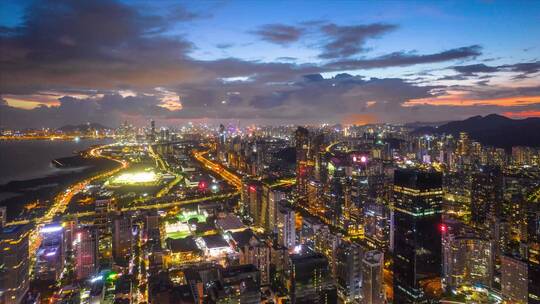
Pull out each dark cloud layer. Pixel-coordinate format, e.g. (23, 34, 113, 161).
(319, 23, 397, 59)
(0, 0, 196, 94)
(326, 45, 482, 70)
(252, 24, 304, 45)
(453, 64, 499, 76)
(252, 21, 397, 59)
(450, 61, 540, 78)
(0, 0, 539, 128)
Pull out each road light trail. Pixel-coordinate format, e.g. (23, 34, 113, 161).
(192, 149, 243, 190)
(26, 144, 128, 265)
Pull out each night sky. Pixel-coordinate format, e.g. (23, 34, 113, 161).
(1, 0, 539, 127)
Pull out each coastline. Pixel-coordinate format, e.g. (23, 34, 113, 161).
(0, 151, 119, 222)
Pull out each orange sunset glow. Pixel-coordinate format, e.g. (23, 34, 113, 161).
(406, 92, 540, 107)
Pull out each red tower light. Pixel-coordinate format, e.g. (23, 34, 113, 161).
(439, 223, 448, 233)
(198, 181, 207, 191)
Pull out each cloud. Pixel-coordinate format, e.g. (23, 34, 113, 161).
(167, 5, 206, 21)
(318, 23, 397, 59)
(251, 21, 397, 59)
(1, 0, 539, 126)
(0, 0, 197, 94)
(503, 110, 540, 118)
(0, 93, 176, 128)
(449, 61, 540, 78)
(405, 85, 540, 107)
(252, 24, 304, 45)
(216, 43, 234, 49)
(175, 73, 438, 121)
(452, 63, 499, 75)
(325, 45, 482, 70)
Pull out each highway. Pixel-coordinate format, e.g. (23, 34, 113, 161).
(148, 144, 184, 198)
(49, 192, 239, 220)
(192, 150, 243, 190)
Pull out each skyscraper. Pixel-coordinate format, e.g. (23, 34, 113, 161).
(528, 199, 540, 303)
(35, 224, 65, 281)
(442, 234, 493, 291)
(501, 254, 528, 303)
(243, 180, 263, 227)
(267, 187, 286, 233)
(0, 206, 6, 228)
(112, 213, 133, 265)
(392, 169, 443, 303)
(276, 201, 296, 250)
(75, 226, 98, 280)
(335, 241, 363, 303)
(362, 250, 384, 304)
(150, 119, 156, 141)
(288, 252, 337, 304)
(324, 158, 347, 228)
(0, 224, 30, 304)
(295, 127, 311, 199)
(470, 166, 503, 227)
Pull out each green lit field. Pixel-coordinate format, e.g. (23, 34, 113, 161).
(177, 211, 207, 223)
(166, 230, 191, 239)
(165, 211, 208, 239)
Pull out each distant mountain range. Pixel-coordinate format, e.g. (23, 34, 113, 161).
(404, 120, 451, 129)
(413, 114, 540, 149)
(57, 123, 110, 133)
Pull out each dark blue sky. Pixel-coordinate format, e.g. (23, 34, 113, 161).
(1, 0, 539, 127)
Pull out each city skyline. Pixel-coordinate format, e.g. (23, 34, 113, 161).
(1, 0, 540, 128)
(2, 3, 540, 302)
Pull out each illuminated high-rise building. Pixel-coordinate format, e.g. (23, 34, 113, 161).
(362, 250, 385, 304)
(335, 241, 363, 303)
(324, 159, 347, 228)
(314, 225, 341, 279)
(267, 187, 282, 232)
(392, 169, 443, 303)
(94, 198, 113, 235)
(528, 200, 540, 303)
(35, 224, 65, 281)
(112, 213, 133, 265)
(457, 132, 470, 156)
(218, 123, 226, 146)
(501, 255, 528, 304)
(235, 230, 271, 286)
(442, 233, 493, 291)
(145, 211, 161, 245)
(307, 179, 324, 215)
(363, 201, 391, 251)
(512, 146, 534, 166)
(0, 224, 30, 304)
(470, 166, 503, 227)
(264, 186, 286, 232)
(243, 180, 263, 227)
(311, 133, 325, 181)
(295, 127, 311, 199)
(288, 252, 337, 304)
(0, 206, 6, 228)
(276, 201, 296, 250)
(75, 226, 98, 280)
